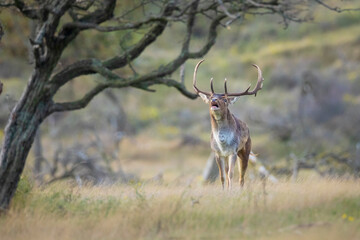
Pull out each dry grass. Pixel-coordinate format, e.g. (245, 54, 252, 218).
(1, 177, 359, 240)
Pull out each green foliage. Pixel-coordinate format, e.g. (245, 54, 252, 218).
(139, 106, 159, 122)
(11, 174, 34, 210)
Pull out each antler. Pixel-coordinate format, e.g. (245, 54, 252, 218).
(226, 64, 264, 97)
(193, 59, 213, 96)
(210, 77, 215, 94)
(194, 60, 264, 97)
(224, 78, 228, 96)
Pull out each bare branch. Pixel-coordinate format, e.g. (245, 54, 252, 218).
(119, 38, 138, 76)
(49, 84, 109, 113)
(158, 78, 198, 99)
(0, 2, 15, 8)
(55, 0, 117, 49)
(188, 14, 226, 58)
(89, 59, 124, 81)
(49, 75, 197, 114)
(51, 1, 178, 88)
(134, 78, 198, 99)
(245, 0, 280, 11)
(48, 8, 226, 107)
(13, 0, 39, 19)
(173, 0, 200, 18)
(71, 0, 96, 11)
(114, 0, 153, 20)
(313, 0, 360, 12)
(50, 19, 169, 88)
(181, 0, 199, 53)
(124, 13, 225, 88)
(217, 0, 240, 19)
(62, 16, 181, 32)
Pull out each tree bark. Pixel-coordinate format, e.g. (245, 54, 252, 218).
(0, 70, 50, 211)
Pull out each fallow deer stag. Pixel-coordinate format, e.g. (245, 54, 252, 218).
(193, 59, 264, 189)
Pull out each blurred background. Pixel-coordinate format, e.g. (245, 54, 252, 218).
(0, 1, 360, 185)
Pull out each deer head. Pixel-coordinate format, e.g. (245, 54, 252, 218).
(193, 59, 264, 120)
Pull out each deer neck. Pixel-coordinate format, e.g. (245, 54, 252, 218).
(210, 110, 235, 133)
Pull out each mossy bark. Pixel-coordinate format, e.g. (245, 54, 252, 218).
(0, 70, 51, 211)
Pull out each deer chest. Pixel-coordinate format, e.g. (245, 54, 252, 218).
(212, 129, 240, 156)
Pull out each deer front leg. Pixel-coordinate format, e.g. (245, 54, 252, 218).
(227, 154, 237, 189)
(215, 154, 225, 189)
(224, 156, 229, 189)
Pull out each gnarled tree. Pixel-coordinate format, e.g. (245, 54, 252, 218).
(0, 0, 356, 211)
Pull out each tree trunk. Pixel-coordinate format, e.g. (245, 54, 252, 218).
(0, 70, 50, 211)
(202, 152, 218, 183)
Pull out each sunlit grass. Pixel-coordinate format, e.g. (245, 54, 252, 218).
(1, 177, 359, 240)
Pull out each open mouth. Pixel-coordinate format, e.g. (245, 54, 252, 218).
(211, 102, 219, 110)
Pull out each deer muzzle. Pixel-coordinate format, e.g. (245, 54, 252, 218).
(210, 101, 219, 111)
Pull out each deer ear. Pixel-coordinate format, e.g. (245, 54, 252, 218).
(198, 93, 210, 104)
(228, 97, 239, 105)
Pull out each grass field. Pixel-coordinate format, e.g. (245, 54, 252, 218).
(1, 177, 359, 240)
